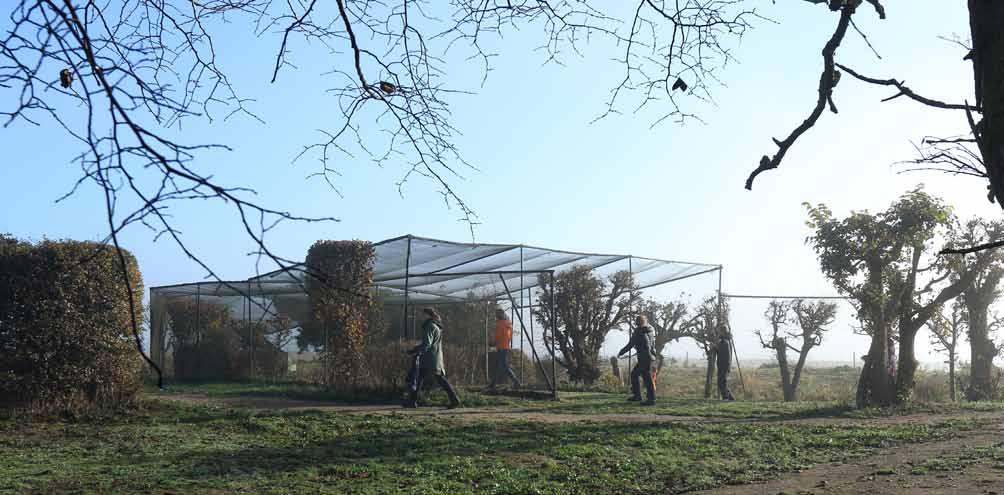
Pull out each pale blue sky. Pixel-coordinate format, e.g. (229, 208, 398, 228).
(0, 1, 992, 365)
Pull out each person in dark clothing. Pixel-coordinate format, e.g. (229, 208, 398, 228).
(618, 315, 657, 405)
(716, 333, 736, 401)
(404, 308, 461, 409)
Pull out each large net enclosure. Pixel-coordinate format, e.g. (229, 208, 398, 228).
(149, 235, 722, 396)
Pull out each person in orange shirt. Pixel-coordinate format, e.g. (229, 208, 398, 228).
(489, 309, 521, 391)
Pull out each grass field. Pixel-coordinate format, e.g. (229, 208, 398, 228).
(3, 379, 1003, 494)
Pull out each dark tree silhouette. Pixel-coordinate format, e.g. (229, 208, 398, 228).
(746, 1, 1004, 248)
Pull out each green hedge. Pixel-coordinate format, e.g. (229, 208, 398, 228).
(0, 235, 143, 412)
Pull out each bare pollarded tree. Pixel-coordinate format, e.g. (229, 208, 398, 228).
(926, 301, 965, 402)
(755, 299, 836, 401)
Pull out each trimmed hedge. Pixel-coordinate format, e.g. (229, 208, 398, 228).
(305, 240, 374, 388)
(0, 235, 143, 412)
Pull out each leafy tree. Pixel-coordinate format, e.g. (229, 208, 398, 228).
(946, 219, 1004, 400)
(638, 297, 690, 373)
(805, 188, 992, 407)
(926, 301, 966, 402)
(682, 296, 730, 399)
(535, 266, 637, 385)
(756, 299, 837, 401)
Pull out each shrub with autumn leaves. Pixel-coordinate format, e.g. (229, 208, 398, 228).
(0, 235, 143, 413)
(305, 240, 374, 389)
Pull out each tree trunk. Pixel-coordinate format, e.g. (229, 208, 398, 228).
(773, 340, 794, 402)
(969, 1, 1004, 207)
(894, 327, 920, 404)
(704, 351, 716, 399)
(968, 308, 995, 400)
(857, 326, 894, 407)
(949, 354, 957, 402)
(790, 345, 811, 403)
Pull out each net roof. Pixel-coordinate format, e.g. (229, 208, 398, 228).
(149, 234, 721, 304)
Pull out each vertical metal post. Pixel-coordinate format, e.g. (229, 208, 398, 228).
(485, 302, 490, 384)
(549, 271, 557, 400)
(627, 256, 633, 383)
(483, 299, 487, 383)
(403, 236, 412, 340)
(716, 267, 723, 399)
(519, 246, 524, 384)
(499, 274, 552, 393)
(195, 284, 201, 345)
(248, 280, 254, 380)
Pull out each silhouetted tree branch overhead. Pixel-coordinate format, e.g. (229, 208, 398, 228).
(7, 0, 1004, 384)
(1, 0, 767, 381)
(746, 0, 1004, 236)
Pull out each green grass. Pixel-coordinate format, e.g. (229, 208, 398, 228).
(0, 398, 988, 495)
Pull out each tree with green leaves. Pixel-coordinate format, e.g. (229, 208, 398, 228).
(638, 297, 690, 374)
(805, 188, 993, 407)
(535, 266, 637, 385)
(946, 219, 1004, 400)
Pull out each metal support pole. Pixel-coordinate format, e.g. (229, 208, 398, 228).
(248, 280, 254, 380)
(499, 274, 553, 393)
(627, 256, 633, 385)
(733, 338, 746, 397)
(519, 246, 524, 384)
(485, 302, 490, 384)
(550, 271, 557, 400)
(195, 284, 201, 342)
(403, 236, 412, 340)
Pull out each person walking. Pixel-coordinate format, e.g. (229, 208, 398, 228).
(404, 308, 461, 409)
(488, 309, 521, 392)
(618, 315, 657, 405)
(716, 333, 736, 401)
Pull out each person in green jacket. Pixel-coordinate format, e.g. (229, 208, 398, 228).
(404, 308, 461, 409)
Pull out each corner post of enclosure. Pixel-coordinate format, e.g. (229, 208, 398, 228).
(248, 279, 254, 380)
(627, 256, 633, 384)
(484, 301, 490, 384)
(196, 283, 201, 342)
(549, 270, 557, 400)
(403, 235, 412, 340)
(519, 245, 524, 384)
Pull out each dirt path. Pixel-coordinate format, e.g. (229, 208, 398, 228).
(694, 421, 1004, 495)
(154, 393, 1004, 427)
